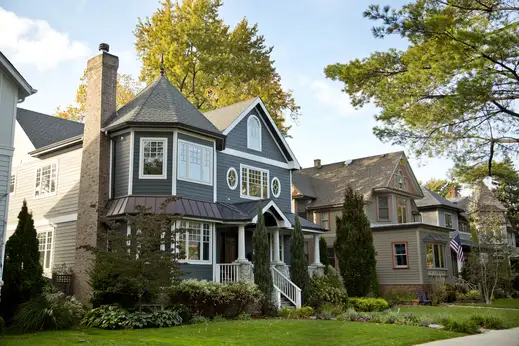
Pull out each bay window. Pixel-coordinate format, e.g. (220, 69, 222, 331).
(178, 140, 213, 185)
(177, 221, 211, 263)
(426, 243, 445, 269)
(397, 198, 408, 224)
(445, 213, 453, 228)
(139, 138, 167, 179)
(240, 164, 269, 199)
(377, 196, 390, 221)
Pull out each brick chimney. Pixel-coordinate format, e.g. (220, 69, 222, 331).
(314, 159, 321, 168)
(74, 44, 118, 304)
(449, 184, 457, 199)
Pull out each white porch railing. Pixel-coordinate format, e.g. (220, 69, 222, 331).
(215, 263, 240, 283)
(272, 266, 301, 309)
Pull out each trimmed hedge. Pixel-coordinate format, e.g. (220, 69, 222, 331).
(349, 297, 389, 312)
(168, 280, 263, 318)
(308, 269, 348, 310)
(82, 305, 182, 329)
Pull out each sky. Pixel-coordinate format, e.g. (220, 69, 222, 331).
(0, 0, 455, 182)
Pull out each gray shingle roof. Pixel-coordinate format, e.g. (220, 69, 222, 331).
(204, 98, 256, 131)
(293, 151, 408, 209)
(292, 173, 316, 198)
(476, 181, 506, 212)
(103, 76, 224, 144)
(416, 187, 463, 210)
(16, 108, 84, 149)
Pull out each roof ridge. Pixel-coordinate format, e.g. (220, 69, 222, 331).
(204, 97, 257, 114)
(124, 76, 163, 123)
(18, 107, 83, 125)
(299, 151, 404, 170)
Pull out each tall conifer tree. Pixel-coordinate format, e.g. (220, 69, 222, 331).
(253, 208, 273, 311)
(290, 216, 309, 301)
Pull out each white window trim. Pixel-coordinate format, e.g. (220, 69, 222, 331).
(138, 137, 168, 180)
(37, 227, 54, 276)
(247, 114, 262, 151)
(239, 164, 270, 200)
(227, 167, 238, 190)
(444, 213, 453, 229)
(392, 243, 408, 268)
(271, 176, 281, 198)
(177, 139, 214, 186)
(10, 173, 16, 195)
(175, 220, 213, 265)
(34, 161, 59, 198)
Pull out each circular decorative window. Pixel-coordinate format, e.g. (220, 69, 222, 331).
(271, 177, 281, 198)
(227, 167, 238, 190)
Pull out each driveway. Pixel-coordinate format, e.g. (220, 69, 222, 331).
(419, 328, 519, 345)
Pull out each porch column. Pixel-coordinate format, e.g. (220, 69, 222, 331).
(313, 234, 321, 265)
(237, 224, 246, 262)
(273, 228, 281, 263)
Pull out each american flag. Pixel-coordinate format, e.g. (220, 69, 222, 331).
(450, 231, 464, 262)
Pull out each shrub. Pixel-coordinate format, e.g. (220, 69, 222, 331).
(11, 286, 85, 332)
(469, 314, 506, 329)
(236, 312, 252, 320)
(456, 290, 482, 302)
(190, 315, 210, 324)
(438, 316, 479, 334)
(308, 270, 348, 310)
(430, 277, 446, 305)
(0, 316, 5, 334)
(349, 297, 389, 312)
(319, 302, 344, 317)
(168, 280, 263, 318)
(82, 305, 182, 329)
(382, 289, 416, 306)
(278, 306, 314, 319)
(337, 307, 359, 321)
(493, 288, 507, 299)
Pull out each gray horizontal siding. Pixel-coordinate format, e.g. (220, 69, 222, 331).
(176, 133, 214, 202)
(180, 264, 213, 281)
(133, 132, 173, 195)
(217, 152, 291, 212)
(226, 108, 287, 163)
(52, 221, 77, 270)
(114, 134, 130, 197)
(0, 154, 10, 266)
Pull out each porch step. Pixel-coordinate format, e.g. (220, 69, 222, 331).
(280, 295, 295, 309)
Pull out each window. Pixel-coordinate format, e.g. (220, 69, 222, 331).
(392, 242, 408, 268)
(227, 167, 238, 190)
(377, 196, 390, 221)
(10, 174, 15, 194)
(37, 230, 53, 271)
(247, 115, 261, 151)
(445, 213, 453, 228)
(396, 170, 407, 190)
(35, 163, 57, 197)
(177, 221, 211, 263)
(139, 138, 167, 179)
(397, 198, 408, 224)
(240, 165, 268, 199)
(178, 140, 213, 185)
(426, 243, 445, 269)
(271, 177, 281, 198)
(321, 212, 329, 230)
(328, 247, 336, 267)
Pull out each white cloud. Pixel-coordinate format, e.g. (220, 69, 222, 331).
(0, 8, 90, 71)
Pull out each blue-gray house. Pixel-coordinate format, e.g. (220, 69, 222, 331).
(71, 44, 324, 307)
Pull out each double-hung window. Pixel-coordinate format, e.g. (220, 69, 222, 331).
(445, 213, 453, 228)
(240, 165, 269, 199)
(377, 196, 390, 221)
(426, 243, 445, 269)
(321, 212, 329, 230)
(177, 221, 211, 263)
(10, 174, 15, 194)
(35, 163, 57, 197)
(392, 242, 408, 268)
(139, 138, 167, 179)
(178, 140, 213, 185)
(37, 230, 53, 272)
(397, 198, 408, 224)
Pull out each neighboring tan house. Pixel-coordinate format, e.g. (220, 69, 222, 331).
(292, 152, 455, 294)
(0, 51, 36, 294)
(6, 44, 325, 308)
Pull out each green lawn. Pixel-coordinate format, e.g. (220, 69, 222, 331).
(1, 320, 461, 346)
(398, 306, 519, 329)
(454, 299, 519, 309)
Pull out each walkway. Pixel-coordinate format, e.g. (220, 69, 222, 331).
(420, 327, 519, 345)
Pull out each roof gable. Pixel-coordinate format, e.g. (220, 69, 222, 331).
(416, 187, 463, 211)
(16, 108, 84, 149)
(0, 52, 36, 99)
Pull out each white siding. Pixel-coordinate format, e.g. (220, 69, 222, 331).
(53, 221, 78, 269)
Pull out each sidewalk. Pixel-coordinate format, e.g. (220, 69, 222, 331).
(419, 328, 519, 345)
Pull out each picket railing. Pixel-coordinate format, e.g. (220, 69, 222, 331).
(271, 266, 301, 308)
(215, 263, 240, 283)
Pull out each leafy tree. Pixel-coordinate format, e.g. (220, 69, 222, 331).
(55, 72, 141, 122)
(423, 178, 461, 198)
(0, 200, 45, 322)
(319, 236, 330, 269)
(325, 1, 519, 172)
(290, 216, 310, 301)
(464, 201, 513, 304)
(334, 187, 378, 297)
(88, 198, 183, 310)
(134, 0, 299, 135)
(452, 157, 519, 229)
(253, 208, 273, 311)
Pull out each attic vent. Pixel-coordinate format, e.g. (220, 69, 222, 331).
(344, 159, 353, 166)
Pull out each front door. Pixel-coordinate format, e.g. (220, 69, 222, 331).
(221, 231, 238, 263)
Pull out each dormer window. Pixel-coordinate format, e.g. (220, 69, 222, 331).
(247, 115, 261, 151)
(396, 170, 407, 190)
